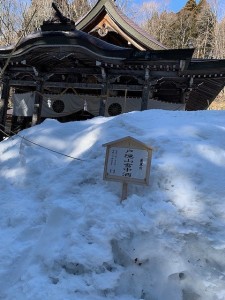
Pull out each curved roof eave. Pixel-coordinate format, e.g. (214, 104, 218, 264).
(76, 0, 167, 51)
(0, 30, 133, 63)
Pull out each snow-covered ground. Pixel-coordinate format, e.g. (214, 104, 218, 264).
(1, 109, 225, 300)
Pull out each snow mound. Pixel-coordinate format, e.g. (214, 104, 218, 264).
(1, 110, 225, 299)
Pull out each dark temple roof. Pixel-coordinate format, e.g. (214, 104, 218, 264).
(0, 30, 133, 69)
(0, 3, 225, 111)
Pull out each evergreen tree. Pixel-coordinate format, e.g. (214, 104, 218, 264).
(183, 0, 197, 12)
(196, 0, 208, 12)
(168, 0, 197, 49)
(139, 0, 224, 58)
(195, 0, 216, 57)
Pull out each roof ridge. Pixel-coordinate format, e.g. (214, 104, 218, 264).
(76, 0, 107, 26)
(76, 0, 166, 50)
(108, 0, 167, 49)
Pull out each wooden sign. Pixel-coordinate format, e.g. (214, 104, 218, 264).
(103, 136, 153, 201)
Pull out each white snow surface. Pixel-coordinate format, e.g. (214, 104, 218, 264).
(1, 109, 225, 300)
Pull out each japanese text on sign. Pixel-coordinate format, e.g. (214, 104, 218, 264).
(107, 147, 148, 180)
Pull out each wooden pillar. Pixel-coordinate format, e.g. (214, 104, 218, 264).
(32, 80, 44, 126)
(181, 77, 193, 105)
(99, 67, 108, 116)
(141, 68, 153, 111)
(99, 83, 108, 116)
(141, 85, 150, 111)
(0, 77, 10, 141)
(181, 89, 188, 104)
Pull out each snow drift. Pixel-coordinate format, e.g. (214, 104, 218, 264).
(0, 110, 225, 300)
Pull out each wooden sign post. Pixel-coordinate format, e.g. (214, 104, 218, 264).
(103, 136, 153, 201)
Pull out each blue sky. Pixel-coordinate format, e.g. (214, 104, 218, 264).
(133, 0, 199, 13)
